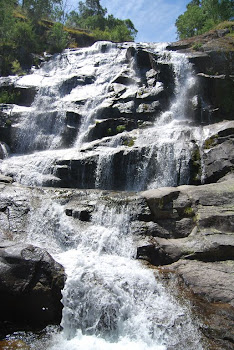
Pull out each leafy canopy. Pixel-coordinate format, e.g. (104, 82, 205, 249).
(0, 0, 17, 44)
(175, 0, 234, 39)
(65, 0, 138, 42)
(0, 0, 138, 75)
(21, 0, 62, 21)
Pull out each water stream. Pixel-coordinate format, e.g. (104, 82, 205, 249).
(0, 42, 205, 348)
(0, 41, 202, 190)
(20, 191, 203, 350)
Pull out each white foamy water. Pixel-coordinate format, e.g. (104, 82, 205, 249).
(0, 41, 206, 349)
(0, 41, 203, 190)
(21, 192, 203, 350)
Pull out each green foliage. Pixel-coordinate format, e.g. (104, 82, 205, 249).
(184, 207, 195, 216)
(78, 0, 107, 18)
(5, 119, 12, 126)
(13, 20, 38, 52)
(0, 0, 138, 76)
(176, 0, 234, 39)
(47, 22, 69, 53)
(51, 4, 65, 22)
(11, 59, 24, 75)
(190, 146, 201, 184)
(176, 4, 206, 38)
(123, 137, 135, 147)
(0, 90, 20, 104)
(0, 0, 17, 44)
(192, 148, 201, 164)
(22, 0, 62, 21)
(116, 125, 126, 133)
(107, 128, 113, 136)
(65, 0, 137, 42)
(204, 136, 216, 149)
(215, 20, 234, 29)
(192, 41, 203, 50)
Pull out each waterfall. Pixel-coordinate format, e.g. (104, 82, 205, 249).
(0, 41, 205, 348)
(20, 190, 203, 349)
(0, 41, 201, 190)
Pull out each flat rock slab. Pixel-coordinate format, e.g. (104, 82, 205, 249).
(170, 259, 234, 306)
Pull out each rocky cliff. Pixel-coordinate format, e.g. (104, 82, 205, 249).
(0, 30, 233, 349)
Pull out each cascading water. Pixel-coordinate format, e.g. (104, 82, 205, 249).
(17, 189, 203, 349)
(0, 41, 202, 190)
(0, 42, 206, 348)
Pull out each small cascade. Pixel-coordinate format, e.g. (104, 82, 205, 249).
(0, 142, 10, 159)
(74, 42, 131, 147)
(19, 191, 203, 349)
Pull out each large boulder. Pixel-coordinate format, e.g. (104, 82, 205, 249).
(202, 121, 234, 183)
(0, 242, 65, 337)
(170, 260, 234, 350)
(140, 178, 234, 245)
(139, 178, 234, 349)
(197, 73, 234, 122)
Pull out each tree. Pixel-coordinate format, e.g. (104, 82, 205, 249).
(78, 0, 107, 18)
(65, 0, 138, 42)
(0, 0, 17, 44)
(65, 10, 81, 28)
(202, 0, 234, 21)
(175, 0, 234, 39)
(13, 20, 37, 52)
(47, 22, 69, 53)
(175, 3, 206, 38)
(22, 0, 62, 21)
(124, 19, 138, 39)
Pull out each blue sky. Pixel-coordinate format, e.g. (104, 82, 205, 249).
(66, 0, 189, 43)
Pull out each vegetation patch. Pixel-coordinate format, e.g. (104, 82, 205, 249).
(204, 135, 218, 149)
(0, 0, 137, 76)
(184, 207, 194, 217)
(107, 128, 113, 136)
(175, 1, 233, 39)
(0, 89, 20, 104)
(214, 21, 234, 30)
(123, 137, 136, 147)
(116, 125, 126, 134)
(189, 146, 202, 185)
(192, 42, 203, 51)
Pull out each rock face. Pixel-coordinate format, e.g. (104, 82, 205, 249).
(0, 38, 233, 191)
(202, 121, 234, 184)
(0, 31, 233, 348)
(0, 242, 65, 337)
(166, 27, 234, 124)
(0, 177, 233, 347)
(140, 178, 234, 349)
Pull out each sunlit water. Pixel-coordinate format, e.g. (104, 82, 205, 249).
(0, 42, 205, 349)
(0, 41, 204, 190)
(17, 191, 203, 349)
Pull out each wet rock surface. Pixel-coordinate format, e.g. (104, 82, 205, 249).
(140, 178, 234, 349)
(0, 242, 65, 337)
(166, 27, 234, 125)
(0, 37, 233, 348)
(202, 122, 234, 183)
(0, 178, 234, 347)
